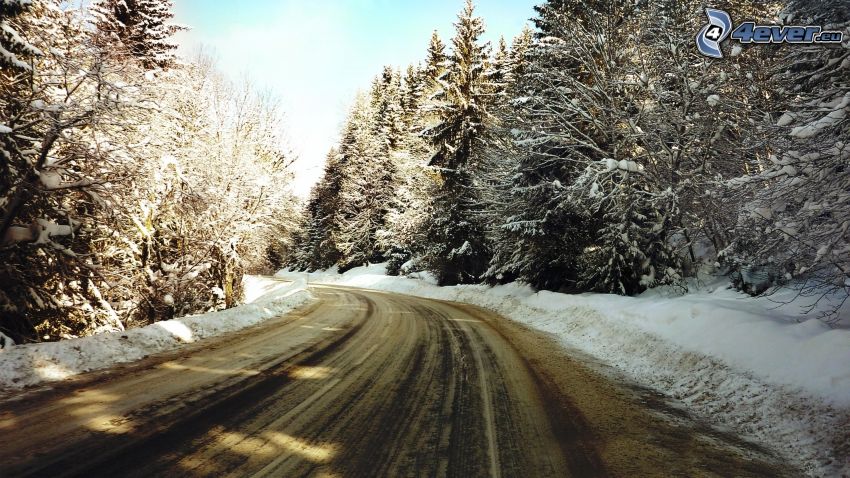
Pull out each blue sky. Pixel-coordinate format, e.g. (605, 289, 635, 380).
(172, 0, 538, 196)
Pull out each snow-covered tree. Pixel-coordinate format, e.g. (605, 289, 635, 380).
(372, 66, 404, 150)
(0, 0, 41, 70)
(92, 0, 184, 69)
(728, 0, 849, 318)
(424, 30, 447, 87)
(399, 64, 423, 124)
(382, 62, 436, 276)
(482, 35, 596, 289)
(573, 163, 683, 295)
(290, 76, 403, 273)
(334, 91, 396, 270)
(0, 3, 298, 342)
(487, 36, 510, 94)
(417, 0, 493, 285)
(625, 0, 779, 270)
(484, 0, 686, 294)
(0, 1, 143, 341)
(508, 25, 533, 79)
(281, 0, 845, 321)
(289, 149, 346, 271)
(119, 60, 298, 320)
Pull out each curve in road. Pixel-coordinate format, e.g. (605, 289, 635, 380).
(0, 285, 791, 477)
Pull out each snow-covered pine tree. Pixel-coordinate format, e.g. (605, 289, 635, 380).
(1, 0, 44, 342)
(0, 0, 41, 70)
(399, 64, 424, 131)
(574, 164, 683, 295)
(418, 0, 492, 285)
(484, 0, 684, 294)
(488, 36, 510, 95)
(382, 151, 432, 276)
(482, 0, 609, 290)
(568, 2, 685, 294)
(289, 148, 346, 271)
(384, 61, 436, 276)
(424, 30, 447, 89)
(531, 0, 610, 36)
(291, 69, 409, 274)
(381, 32, 455, 278)
(335, 91, 396, 271)
(372, 66, 404, 151)
(92, 0, 184, 69)
(0, 0, 41, 206)
(508, 25, 533, 79)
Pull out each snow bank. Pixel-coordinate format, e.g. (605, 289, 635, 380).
(278, 264, 850, 476)
(0, 277, 313, 390)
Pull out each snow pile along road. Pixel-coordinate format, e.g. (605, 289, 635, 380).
(277, 264, 850, 477)
(0, 277, 313, 391)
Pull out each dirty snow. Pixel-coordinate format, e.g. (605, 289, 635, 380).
(0, 276, 312, 390)
(277, 263, 850, 477)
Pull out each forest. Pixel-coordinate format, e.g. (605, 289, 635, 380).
(1, 0, 848, 344)
(0, 0, 300, 343)
(287, 0, 849, 319)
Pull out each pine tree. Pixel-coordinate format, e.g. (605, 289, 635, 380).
(418, 0, 492, 285)
(424, 30, 447, 86)
(0, 0, 41, 70)
(483, 1, 601, 290)
(291, 72, 406, 273)
(399, 64, 425, 127)
(290, 149, 345, 271)
(1, 0, 41, 203)
(508, 25, 533, 78)
(371, 66, 404, 150)
(335, 92, 396, 270)
(383, 62, 435, 276)
(489, 36, 510, 91)
(92, 0, 184, 69)
(532, 0, 609, 37)
(576, 169, 682, 295)
(484, 0, 687, 293)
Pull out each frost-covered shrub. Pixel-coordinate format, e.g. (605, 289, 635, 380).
(729, 0, 849, 317)
(0, 3, 298, 342)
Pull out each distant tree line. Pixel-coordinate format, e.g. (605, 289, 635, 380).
(0, 0, 299, 342)
(287, 0, 849, 320)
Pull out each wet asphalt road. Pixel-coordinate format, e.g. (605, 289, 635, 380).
(0, 284, 792, 477)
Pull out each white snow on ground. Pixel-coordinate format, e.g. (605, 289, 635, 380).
(277, 263, 850, 477)
(0, 276, 312, 390)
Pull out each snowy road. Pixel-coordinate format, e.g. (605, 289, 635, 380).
(0, 285, 791, 477)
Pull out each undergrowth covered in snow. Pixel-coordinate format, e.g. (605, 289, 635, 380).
(0, 277, 312, 391)
(278, 264, 850, 477)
